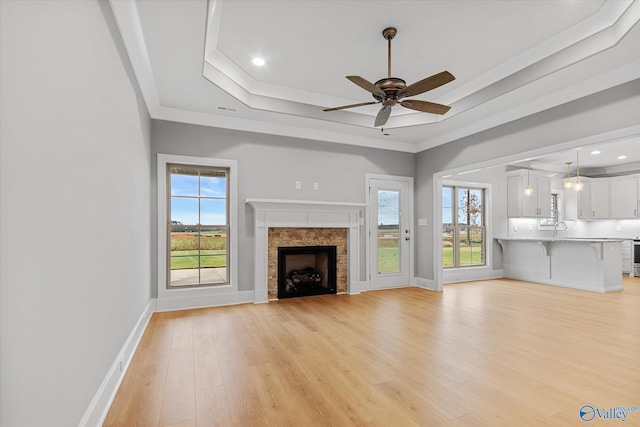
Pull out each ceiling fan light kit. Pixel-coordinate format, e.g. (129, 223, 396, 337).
(324, 27, 455, 127)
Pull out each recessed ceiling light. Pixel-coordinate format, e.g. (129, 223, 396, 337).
(617, 155, 627, 160)
(252, 57, 265, 66)
(591, 150, 601, 155)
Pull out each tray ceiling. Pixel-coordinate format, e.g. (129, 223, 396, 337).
(111, 0, 640, 153)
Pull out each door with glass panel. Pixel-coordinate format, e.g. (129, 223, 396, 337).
(168, 165, 229, 287)
(369, 178, 411, 289)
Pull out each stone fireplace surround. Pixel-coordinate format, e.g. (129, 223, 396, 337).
(270, 228, 346, 299)
(246, 199, 366, 303)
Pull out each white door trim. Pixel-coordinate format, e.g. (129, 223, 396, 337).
(365, 173, 414, 290)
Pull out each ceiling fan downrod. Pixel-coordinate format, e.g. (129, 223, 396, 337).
(383, 27, 397, 78)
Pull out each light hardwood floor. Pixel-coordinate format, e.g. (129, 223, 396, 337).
(104, 277, 640, 426)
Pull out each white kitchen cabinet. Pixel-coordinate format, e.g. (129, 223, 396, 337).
(507, 173, 551, 218)
(610, 177, 639, 218)
(576, 178, 609, 219)
(507, 175, 523, 217)
(590, 180, 610, 219)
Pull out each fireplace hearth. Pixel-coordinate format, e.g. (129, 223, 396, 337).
(278, 246, 337, 299)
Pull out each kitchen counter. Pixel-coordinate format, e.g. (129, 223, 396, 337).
(495, 238, 623, 293)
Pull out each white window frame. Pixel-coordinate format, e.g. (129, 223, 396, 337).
(538, 190, 562, 229)
(441, 179, 494, 285)
(442, 184, 487, 269)
(157, 154, 238, 309)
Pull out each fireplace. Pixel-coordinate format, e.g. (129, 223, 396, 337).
(278, 246, 337, 299)
(247, 199, 365, 303)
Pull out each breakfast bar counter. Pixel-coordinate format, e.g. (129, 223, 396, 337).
(495, 238, 623, 293)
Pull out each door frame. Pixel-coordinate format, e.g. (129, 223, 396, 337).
(365, 173, 414, 290)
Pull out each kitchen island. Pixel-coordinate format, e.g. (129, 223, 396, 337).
(495, 238, 623, 293)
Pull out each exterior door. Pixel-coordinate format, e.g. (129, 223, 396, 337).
(369, 178, 411, 289)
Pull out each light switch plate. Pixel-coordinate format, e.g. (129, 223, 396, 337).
(418, 218, 427, 226)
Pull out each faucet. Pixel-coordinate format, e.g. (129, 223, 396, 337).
(553, 221, 568, 239)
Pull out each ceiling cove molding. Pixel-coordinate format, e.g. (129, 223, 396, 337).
(202, 0, 639, 131)
(416, 60, 640, 152)
(154, 106, 419, 153)
(109, 0, 161, 116)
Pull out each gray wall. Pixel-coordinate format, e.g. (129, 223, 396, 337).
(415, 80, 640, 281)
(151, 120, 415, 294)
(0, 1, 151, 425)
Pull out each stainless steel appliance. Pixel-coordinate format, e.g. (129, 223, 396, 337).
(634, 240, 640, 277)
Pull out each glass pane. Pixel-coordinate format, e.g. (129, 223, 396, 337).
(199, 227, 227, 256)
(170, 225, 199, 255)
(200, 175, 227, 198)
(457, 188, 483, 226)
(378, 190, 400, 274)
(200, 256, 226, 284)
(443, 186, 453, 226)
(458, 226, 484, 266)
(170, 173, 199, 196)
(442, 225, 454, 267)
(171, 197, 199, 225)
(201, 199, 226, 225)
(170, 267, 199, 287)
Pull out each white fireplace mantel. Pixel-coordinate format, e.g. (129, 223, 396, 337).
(246, 198, 366, 303)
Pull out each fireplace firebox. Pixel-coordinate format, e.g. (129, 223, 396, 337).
(277, 246, 337, 299)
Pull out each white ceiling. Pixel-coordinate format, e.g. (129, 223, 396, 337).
(111, 0, 640, 160)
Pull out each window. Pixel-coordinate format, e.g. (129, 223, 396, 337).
(442, 186, 485, 268)
(168, 164, 229, 287)
(539, 193, 559, 226)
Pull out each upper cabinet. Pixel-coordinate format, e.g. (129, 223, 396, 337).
(507, 172, 551, 218)
(564, 175, 638, 220)
(611, 178, 639, 218)
(589, 180, 610, 219)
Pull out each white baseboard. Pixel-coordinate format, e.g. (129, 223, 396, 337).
(349, 280, 367, 294)
(444, 268, 504, 284)
(414, 276, 439, 291)
(79, 298, 156, 427)
(155, 290, 254, 311)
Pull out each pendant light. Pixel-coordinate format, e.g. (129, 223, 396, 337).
(524, 163, 534, 196)
(563, 162, 573, 189)
(574, 150, 584, 191)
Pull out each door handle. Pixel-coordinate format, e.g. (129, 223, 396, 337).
(405, 237, 410, 241)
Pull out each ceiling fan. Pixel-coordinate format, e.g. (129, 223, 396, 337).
(323, 27, 455, 127)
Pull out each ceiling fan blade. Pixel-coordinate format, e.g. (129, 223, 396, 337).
(400, 100, 451, 115)
(323, 101, 379, 112)
(346, 76, 386, 98)
(374, 105, 392, 127)
(398, 71, 455, 98)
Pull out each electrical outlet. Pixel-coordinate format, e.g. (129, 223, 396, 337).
(313, 182, 319, 190)
(528, 224, 533, 231)
(513, 224, 518, 232)
(295, 181, 301, 190)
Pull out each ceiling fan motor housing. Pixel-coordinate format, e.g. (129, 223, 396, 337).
(374, 77, 406, 104)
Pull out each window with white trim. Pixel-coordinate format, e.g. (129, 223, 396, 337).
(167, 164, 229, 288)
(442, 186, 486, 268)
